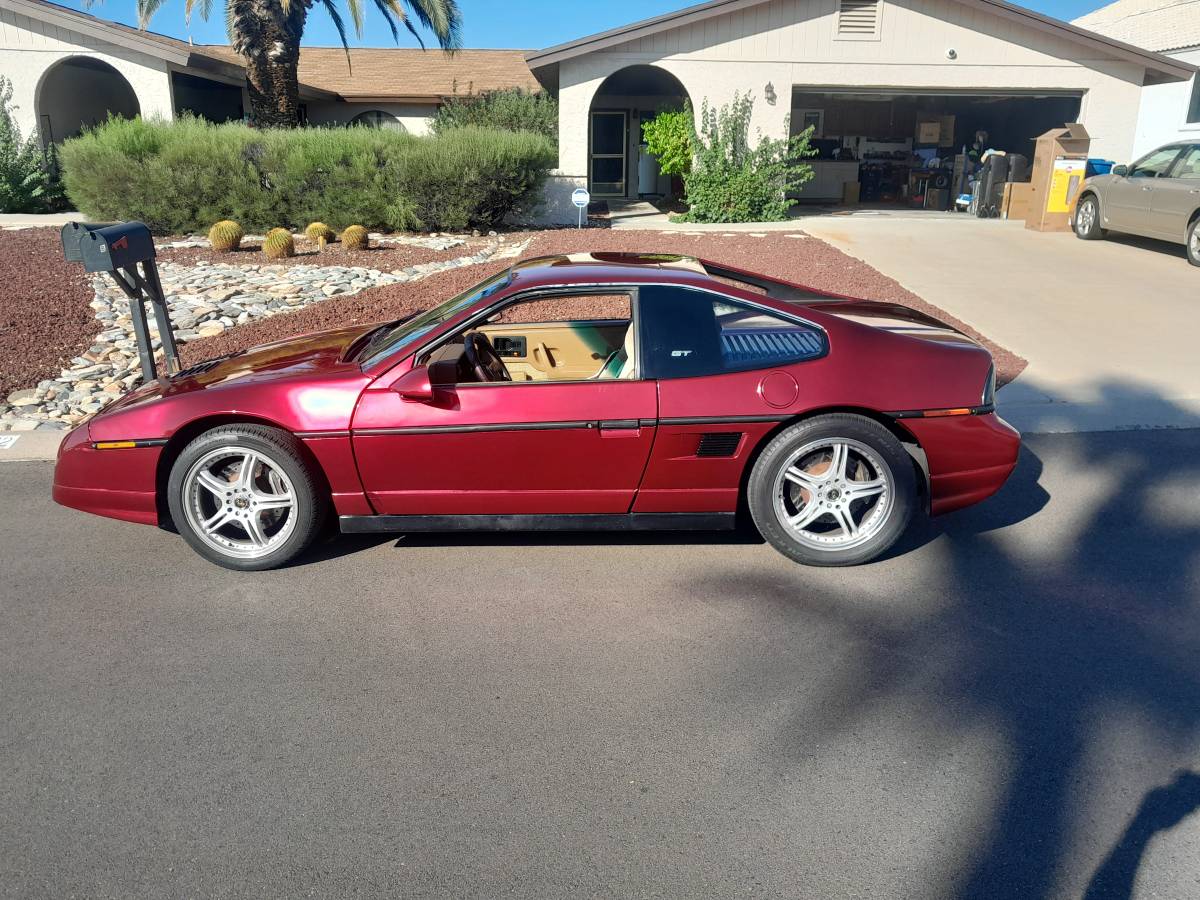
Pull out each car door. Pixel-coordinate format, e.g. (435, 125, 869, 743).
(1147, 144, 1200, 242)
(630, 284, 828, 514)
(1105, 145, 1186, 234)
(351, 289, 657, 515)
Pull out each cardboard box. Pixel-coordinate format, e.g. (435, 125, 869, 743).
(916, 120, 941, 144)
(842, 180, 861, 205)
(1001, 182, 1034, 221)
(1026, 123, 1091, 232)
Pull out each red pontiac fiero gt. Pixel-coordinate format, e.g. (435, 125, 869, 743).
(54, 253, 1019, 570)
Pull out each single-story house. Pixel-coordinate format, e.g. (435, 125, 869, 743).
(526, 0, 1195, 218)
(0, 0, 537, 142)
(1073, 0, 1200, 158)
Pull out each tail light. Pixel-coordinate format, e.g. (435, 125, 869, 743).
(982, 363, 996, 407)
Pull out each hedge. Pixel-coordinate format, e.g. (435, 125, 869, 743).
(59, 116, 556, 234)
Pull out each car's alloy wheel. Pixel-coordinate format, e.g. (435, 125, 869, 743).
(1074, 196, 1104, 240)
(748, 414, 916, 567)
(168, 425, 326, 570)
(1188, 218, 1200, 267)
(771, 438, 894, 552)
(183, 447, 298, 559)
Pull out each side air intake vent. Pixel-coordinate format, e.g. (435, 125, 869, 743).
(696, 432, 742, 458)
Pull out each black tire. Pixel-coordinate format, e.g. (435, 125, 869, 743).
(1187, 217, 1200, 268)
(1074, 194, 1106, 240)
(167, 424, 327, 571)
(747, 414, 917, 567)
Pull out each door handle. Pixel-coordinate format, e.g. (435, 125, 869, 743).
(1141, 186, 1153, 191)
(598, 419, 641, 438)
(1190, 189, 1200, 194)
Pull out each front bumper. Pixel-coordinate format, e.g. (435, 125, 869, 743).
(52, 422, 162, 526)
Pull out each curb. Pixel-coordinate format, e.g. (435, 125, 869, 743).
(0, 431, 64, 462)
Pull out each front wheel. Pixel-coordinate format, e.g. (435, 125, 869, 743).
(1187, 218, 1200, 267)
(747, 415, 917, 567)
(1074, 195, 1106, 240)
(167, 424, 327, 571)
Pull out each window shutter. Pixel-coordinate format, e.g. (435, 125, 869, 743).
(837, 0, 880, 37)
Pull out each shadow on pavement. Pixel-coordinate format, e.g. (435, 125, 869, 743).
(689, 426, 1200, 899)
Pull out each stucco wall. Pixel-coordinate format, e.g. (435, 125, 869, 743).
(552, 0, 1154, 221)
(304, 101, 438, 134)
(0, 7, 174, 140)
(1130, 45, 1200, 159)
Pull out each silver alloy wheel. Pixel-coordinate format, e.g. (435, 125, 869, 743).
(772, 438, 894, 551)
(1077, 198, 1097, 235)
(182, 445, 297, 560)
(1190, 224, 1199, 260)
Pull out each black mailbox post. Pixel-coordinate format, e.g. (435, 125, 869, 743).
(59, 221, 180, 382)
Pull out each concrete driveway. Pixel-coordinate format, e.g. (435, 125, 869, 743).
(3, 430, 1200, 898)
(798, 214, 1200, 433)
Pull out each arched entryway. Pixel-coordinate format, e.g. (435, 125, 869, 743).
(588, 65, 690, 200)
(36, 57, 140, 143)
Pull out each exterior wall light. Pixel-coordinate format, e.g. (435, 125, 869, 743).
(765, 82, 777, 104)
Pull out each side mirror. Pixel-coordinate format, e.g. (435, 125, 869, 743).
(1112, 164, 1128, 177)
(389, 366, 435, 402)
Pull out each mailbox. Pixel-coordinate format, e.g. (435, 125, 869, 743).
(77, 221, 155, 273)
(60, 221, 112, 263)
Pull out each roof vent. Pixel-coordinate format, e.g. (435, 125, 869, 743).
(837, 0, 881, 38)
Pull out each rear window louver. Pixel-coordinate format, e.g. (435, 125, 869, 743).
(720, 329, 824, 366)
(696, 433, 743, 458)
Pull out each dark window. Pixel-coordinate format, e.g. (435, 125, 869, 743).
(638, 285, 825, 379)
(1187, 77, 1200, 125)
(1130, 146, 1182, 178)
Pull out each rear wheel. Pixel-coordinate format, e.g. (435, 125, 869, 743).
(1187, 217, 1200, 267)
(748, 415, 916, 567)
(167, 425, 326, 571)
(1074, 194, 1106, 240)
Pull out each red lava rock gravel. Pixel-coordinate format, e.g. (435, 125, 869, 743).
(157, 236, 493, 271)
(0, 229, 96, 399)
(184, 229, 1026, 385)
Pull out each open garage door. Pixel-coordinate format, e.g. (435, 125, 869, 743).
(790, 88, 1083, 209)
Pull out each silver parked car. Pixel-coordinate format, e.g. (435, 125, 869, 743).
(1072, 143, 1200, 267)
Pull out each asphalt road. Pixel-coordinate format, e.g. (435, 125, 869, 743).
(3, 430, 1199, 900)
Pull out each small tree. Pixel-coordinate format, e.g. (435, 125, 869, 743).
(641, 107, 694, 178)
(0, 77, 65, 213)
(432, 88, 558, 143)
(680, 92, 815, 224)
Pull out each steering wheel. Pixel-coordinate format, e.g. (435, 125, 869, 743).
(463, 332, 511, 383)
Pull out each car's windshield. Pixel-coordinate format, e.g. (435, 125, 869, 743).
(357, 270, 512, 367)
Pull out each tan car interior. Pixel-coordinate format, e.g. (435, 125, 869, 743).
(422, 294, 638, 383)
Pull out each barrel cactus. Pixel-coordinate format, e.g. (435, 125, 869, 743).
(207, 220, 243, 252)
(341, 225, 369, 251)
(262, 228, 295, 260)
(305, 222, 336, 246)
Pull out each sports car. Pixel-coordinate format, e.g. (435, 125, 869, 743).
(53, 252, 1020, 570)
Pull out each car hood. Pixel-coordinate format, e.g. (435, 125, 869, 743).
(100, 323, 377, 416)
(809, 299, 981, 350)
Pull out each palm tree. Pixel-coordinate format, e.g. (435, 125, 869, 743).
(123, 0, 461, 127)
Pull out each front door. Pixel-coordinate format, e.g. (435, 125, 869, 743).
(590, 110, 628, 197)
(1148, 145, 1200, 240)
(1104, 145, 1184, 234)
(352, 290, 656, 515)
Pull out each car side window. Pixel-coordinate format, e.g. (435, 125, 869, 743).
(1173, 146, 1200, 180)
(1129, 146, 1182, 178)
(638, 285, 825, 379)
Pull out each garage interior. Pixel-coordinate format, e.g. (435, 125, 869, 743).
(790, 89, 1083, 213)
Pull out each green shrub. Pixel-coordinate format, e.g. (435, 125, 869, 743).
(262, 228, 295, 259)
(0, 76, 66, 214)
(208, 219, 244, 251)
(679, 93, 815, 224)
(432, 88, 558, 143)
(340, 224, 369, 250)
(641, 107, 694, 178)
(59, 116, 555, 233)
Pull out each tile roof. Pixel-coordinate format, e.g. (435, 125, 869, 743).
(197, 46, 540, 100)
(1073, 0, 1200, 53)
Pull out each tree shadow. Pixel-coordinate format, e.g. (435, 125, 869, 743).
(690, 419, 1200, 898)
